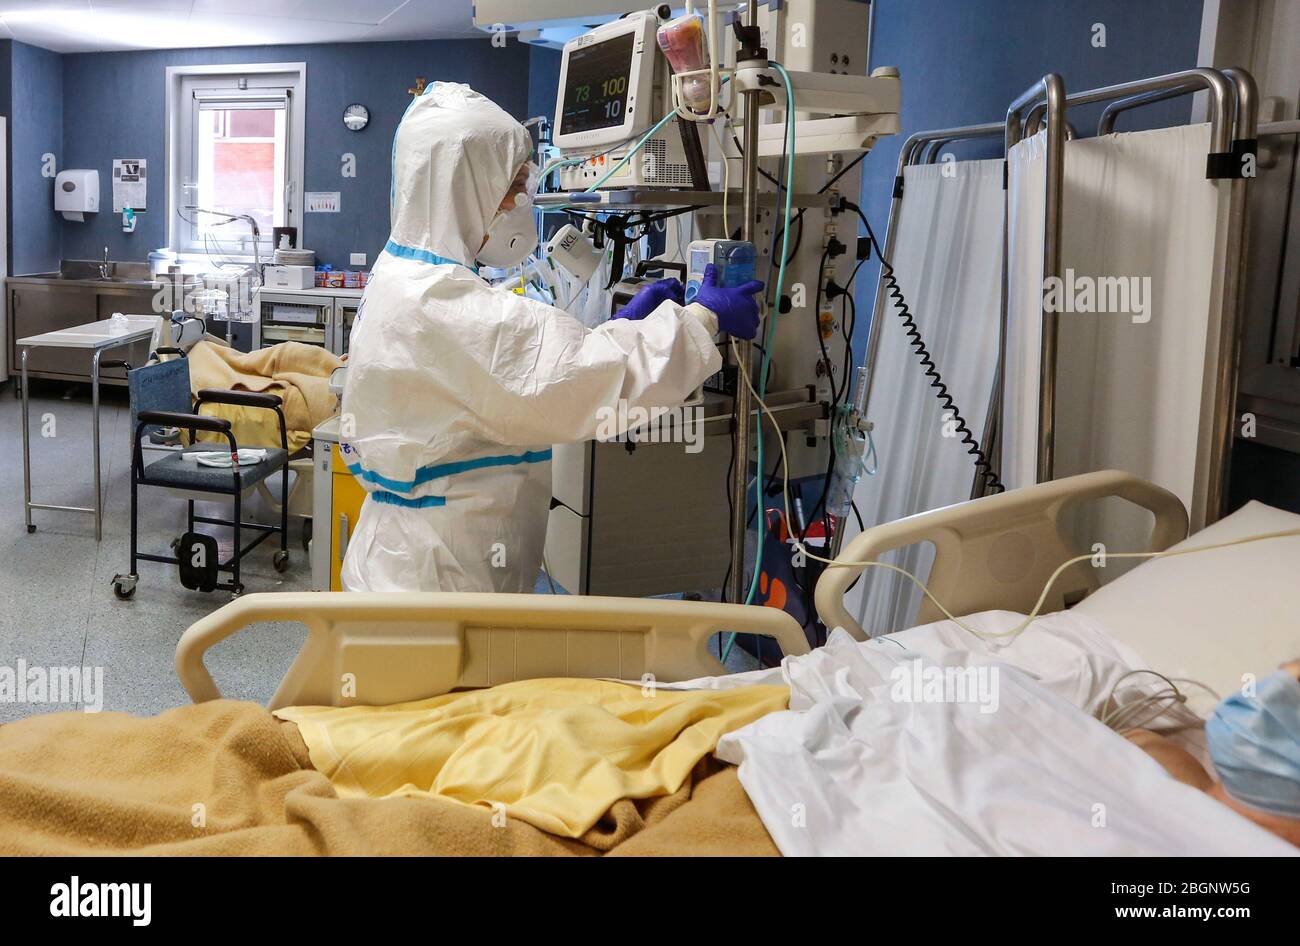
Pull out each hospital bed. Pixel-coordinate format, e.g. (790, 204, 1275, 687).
(176, 469, 1298, 710)
(177, 591, 812, 710)
(4, 469, 1289, 857)
(817, 469, 1300, 702)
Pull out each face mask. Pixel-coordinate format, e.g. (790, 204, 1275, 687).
(1206, 670, 1300, 818)
(476, 203, 538, 268)
(476, 161, 540, 269)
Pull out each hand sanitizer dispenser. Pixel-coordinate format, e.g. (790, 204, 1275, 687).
(55, 169, 100, 222)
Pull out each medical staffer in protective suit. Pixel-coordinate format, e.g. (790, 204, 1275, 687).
(340, 82, 763, 593)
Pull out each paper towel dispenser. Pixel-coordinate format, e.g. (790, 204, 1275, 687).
(55, 169, 100, 221)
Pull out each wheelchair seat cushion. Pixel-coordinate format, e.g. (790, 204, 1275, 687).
(141, 445, 289, 492)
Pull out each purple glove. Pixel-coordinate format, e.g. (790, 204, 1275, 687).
(613, 278, 685, 321)
(694, 264, 764, 339)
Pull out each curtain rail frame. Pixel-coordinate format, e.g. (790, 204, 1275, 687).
(1015, 68, 1251, 527)
(855, 67, 1257, 551)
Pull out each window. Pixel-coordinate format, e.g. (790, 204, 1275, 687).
(193, 101, 286, 240)
(167, 64, 305, 259)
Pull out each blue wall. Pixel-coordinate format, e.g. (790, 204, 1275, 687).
(7, 42, 64, 275)
(853, 0, 1206, 354)
(46, 38, 534, 271)
(0, 41, 11, 274)
(527, 46, 562, 131)
(0, 1, 1206, 279)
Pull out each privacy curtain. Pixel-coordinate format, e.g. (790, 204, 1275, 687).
(842, 158, 1005, 637)
(1003, 124, 1228, 556)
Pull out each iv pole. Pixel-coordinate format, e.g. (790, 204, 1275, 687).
(726, 1, 764, 608)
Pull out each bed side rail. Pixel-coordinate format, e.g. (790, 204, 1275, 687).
(814, 470, 1188, 640)
(176, 592, 811, 709)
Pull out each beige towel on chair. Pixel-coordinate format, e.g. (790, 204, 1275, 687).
(188, 341, 341, 454)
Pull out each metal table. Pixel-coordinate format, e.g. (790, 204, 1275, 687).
(19, 316, 161, 540)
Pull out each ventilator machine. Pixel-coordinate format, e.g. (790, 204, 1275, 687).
(472, 0, 902, 608)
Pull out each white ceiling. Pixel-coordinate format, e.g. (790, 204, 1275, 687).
(0, 0, 484, 54)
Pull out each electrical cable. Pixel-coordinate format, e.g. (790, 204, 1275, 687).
(768, 149, 869, 271)
(837, 290, 857, 408)
(745, 62, 797, 584)
(761, 97, 793, 306)
(746, 449, 785, 528)
(846, 199, 1004, 494)
(796, 223, 872, 551)
(708, 117, 733, 236)
(809, 289, 859, 545)
(1099, 669, 1220, 732)
(672, 210, 690, 264)
(723, 108, 782, 190)
(720, 410, 737, 609)
(771, 215, 805, 300)
(844, 501, 867, 601)
(811, 247, 837, 397)
(796, 249, 851, 545)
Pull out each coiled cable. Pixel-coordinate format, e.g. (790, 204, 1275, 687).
(844, 199, 1004, 494)
(878, 259, 1003, 493)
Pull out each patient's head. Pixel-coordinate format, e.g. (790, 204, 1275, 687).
(1122, 659, 1300, 847)
(1204, 659, 1300, 844)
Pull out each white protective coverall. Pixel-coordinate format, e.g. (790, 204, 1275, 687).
(340, 83, 723, 592)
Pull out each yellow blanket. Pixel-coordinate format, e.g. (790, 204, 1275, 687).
(0, 700, 779, 856)
(275, 678, 788, 838)
(189, 341, 341, 453)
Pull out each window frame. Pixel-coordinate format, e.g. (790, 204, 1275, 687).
(165, 62, 306, 262)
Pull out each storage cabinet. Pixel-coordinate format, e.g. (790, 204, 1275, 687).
(544, 436, 733, 596)
(252, 287, 362, 356)
(309, 417, 366, 592)
(335, 297, 360, 356)
(328, 444, 367, 591)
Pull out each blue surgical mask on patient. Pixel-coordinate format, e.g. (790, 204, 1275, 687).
(1205, 670, 1300, 818)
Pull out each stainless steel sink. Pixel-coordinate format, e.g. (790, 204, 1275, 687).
(60, 259, 155, 281)
(8, 260, 188, 290)
(19, 272, 140, 282)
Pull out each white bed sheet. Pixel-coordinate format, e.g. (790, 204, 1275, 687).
(711, 611, 1296, 857)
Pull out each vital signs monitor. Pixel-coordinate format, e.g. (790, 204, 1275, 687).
(553, 13, 660, 151)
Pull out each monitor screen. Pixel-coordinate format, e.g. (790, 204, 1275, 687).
(559, 32, 635, 136)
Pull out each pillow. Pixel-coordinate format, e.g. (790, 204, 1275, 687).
(1072, 501, 1300, 701)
